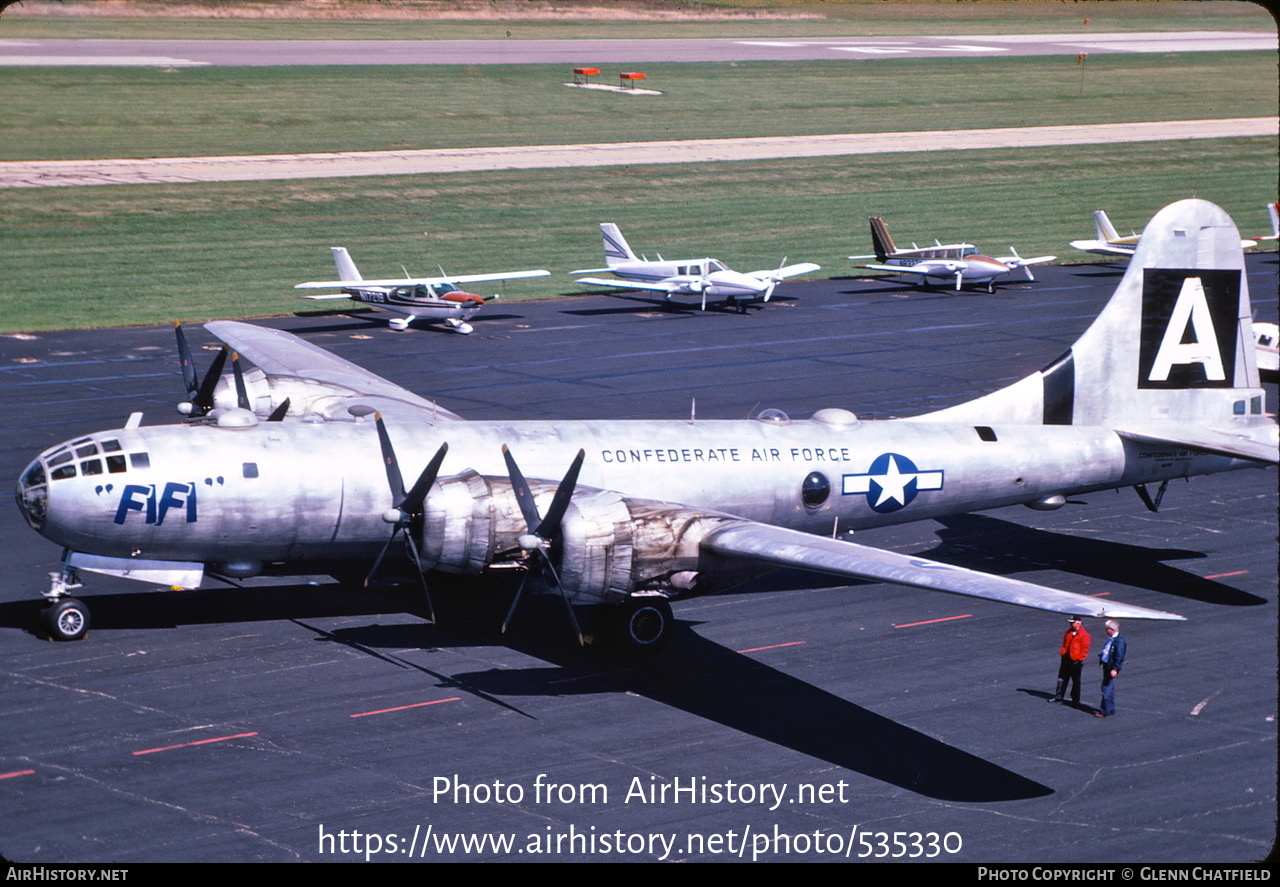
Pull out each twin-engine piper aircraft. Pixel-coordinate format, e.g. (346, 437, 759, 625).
(853, 216, 1056, 293)
(572, 223, 820, 312)
(1071, 209, 1258, 259)
(295, 247, 549, 333)
(16, 201, 1277, 650)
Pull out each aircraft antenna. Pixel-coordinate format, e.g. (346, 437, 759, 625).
(690, 397, 696, 425)
(401, 265, 411, 279)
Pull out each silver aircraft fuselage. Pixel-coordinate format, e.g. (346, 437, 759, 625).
(19, 410, 1242, 573)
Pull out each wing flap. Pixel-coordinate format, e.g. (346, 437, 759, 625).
(701, 521, 1184, 621)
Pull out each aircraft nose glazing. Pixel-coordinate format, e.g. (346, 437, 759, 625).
(16, 458, 48, 531)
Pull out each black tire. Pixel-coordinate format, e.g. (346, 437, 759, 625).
(613, 597, 672, 652)
(42, 598, 90, 641)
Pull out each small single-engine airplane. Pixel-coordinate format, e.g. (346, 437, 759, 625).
(852, 217, 1055, 293)
(16, 201, 1277, 654)
(295, 247, 549, 333)
(1071, 209, 1257, 259)
(572, 223, 819, 312)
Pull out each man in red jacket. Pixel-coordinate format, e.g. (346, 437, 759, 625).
(1051, 616, 1091, 706)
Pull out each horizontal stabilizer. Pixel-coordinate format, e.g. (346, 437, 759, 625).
(1116, 425, 1279, 464)
(302, 293, 353, 300)
(1069, 240, 1135, 256)
(701, 521, 1185, 621)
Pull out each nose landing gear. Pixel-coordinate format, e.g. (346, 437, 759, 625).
(40, 568, 89, 641)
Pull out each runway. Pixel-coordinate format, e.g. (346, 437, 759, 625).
(0, 31, 1273, 67)
(0, 258, 1275, 862)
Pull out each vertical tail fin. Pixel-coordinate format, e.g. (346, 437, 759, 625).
(600, 223, 637, 267)
(330, 247, 363, 283)
(1094, 210, 1122, 244)
(868, 217, 897, 262)
(919, 200, 1274, 456)
(1268, 202, 1279, 239)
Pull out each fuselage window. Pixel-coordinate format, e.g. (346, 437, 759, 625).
(243, 462, 259, 478)
(129, 452, 150, 470)
(106, 455, 127, 473)
(81, 459, 103, 476)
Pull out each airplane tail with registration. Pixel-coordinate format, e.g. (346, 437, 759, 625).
(868, 216, 898, 261)
(601, 223, 638, 267)
(918, 199, 1278, 464)
(330, 247, 364, 284)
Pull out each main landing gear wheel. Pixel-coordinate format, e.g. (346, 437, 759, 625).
(42, 597, 89, 641)
(613, 597, 672, 652)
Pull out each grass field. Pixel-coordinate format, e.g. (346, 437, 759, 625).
(1, 1, 1272, 40)
(0, 2, 1274, 333)
(2, 53, 1276, 161)
(2, 136, 1271, 332)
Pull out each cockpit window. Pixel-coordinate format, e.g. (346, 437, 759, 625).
(75, 444, 98, 458)
(101, 439, 122, 452)
(22, 462, 45, 488)
(51, 464, 76, 481)
(48, 451, 73, 468)
(106, 455, 127, 473)
(81, 459, 103, 476)
(130, 452, 150, 470)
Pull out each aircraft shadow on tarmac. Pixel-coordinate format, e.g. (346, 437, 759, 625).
(0, 577, 1049, 803)
(303, 589, 1053, 804)
(925, 514, 1268, 607)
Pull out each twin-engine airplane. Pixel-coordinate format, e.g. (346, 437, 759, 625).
(572, 223, 820, 312)
(853, 216, 1055, 293)
(1071, 209, 1258, 259)
(16, 201, 1277, 652)
(295, 247, 549, 333)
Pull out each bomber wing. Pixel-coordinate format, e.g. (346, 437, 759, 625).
(700, 520, 1184, 621)
(205, 321, 463, 422)
(295, 269, 550, 291)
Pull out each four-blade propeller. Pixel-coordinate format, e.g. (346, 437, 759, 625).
(501, 444, 587, 645)
(366, 415, 449, 624)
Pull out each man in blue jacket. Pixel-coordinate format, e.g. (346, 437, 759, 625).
(1095, 620, 1126, 718)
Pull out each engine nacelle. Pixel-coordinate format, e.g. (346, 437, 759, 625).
(417, 471, 738, 605)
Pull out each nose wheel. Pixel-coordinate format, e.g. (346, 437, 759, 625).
(41, 597, 90, 641)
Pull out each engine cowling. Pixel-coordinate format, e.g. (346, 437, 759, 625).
(417, 471, 738, 605)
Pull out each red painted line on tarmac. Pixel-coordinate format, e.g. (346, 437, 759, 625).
(738, 641, 805, 653)
(350, 697, 461, 718)
(894, 615, 972, 628)
(0, 769, 36, 780)
(132, 732, 259, 756)
(1205, 570, 1248, 580)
